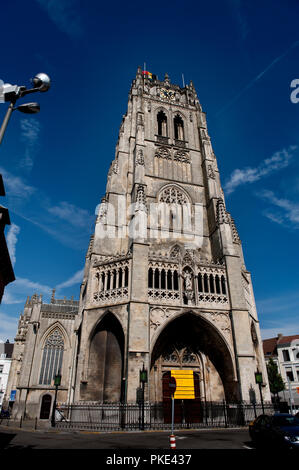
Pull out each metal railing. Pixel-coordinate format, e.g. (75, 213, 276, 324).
(54, 401, 276, 432)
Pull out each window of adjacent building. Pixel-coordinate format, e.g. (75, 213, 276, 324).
(157, 111, 168, 137)
(285, 369, 294, 382)
(282, 349, 290, 362)
(39, 329, 64, 385)
(0, 365, 3, 374)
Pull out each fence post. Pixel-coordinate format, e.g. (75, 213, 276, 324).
(223, 400, 228, 428)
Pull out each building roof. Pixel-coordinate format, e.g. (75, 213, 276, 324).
(263, 334, 299, 356)
(0, 340, 14, 358)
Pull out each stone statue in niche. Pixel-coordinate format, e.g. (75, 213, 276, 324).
(183, 270, 193, 290)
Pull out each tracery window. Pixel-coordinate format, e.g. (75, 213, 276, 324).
(39, 328, 64, 385)
(158, 185, 189, 205)
(157, 111, 168, 137)
(174, 115, 184, 141)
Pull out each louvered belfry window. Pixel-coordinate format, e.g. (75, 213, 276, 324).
(39, 329, 64, 385)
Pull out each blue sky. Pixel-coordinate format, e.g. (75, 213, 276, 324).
(0, 0, 299, 341)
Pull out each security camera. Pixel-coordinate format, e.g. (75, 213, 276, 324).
(32, 73, 51, 92)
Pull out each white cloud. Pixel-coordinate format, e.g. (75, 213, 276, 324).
(35, 0, 83, 38)
(260, 322, 299, 340)
(0, 167, 35, 198)
(6, 223, 20, 266)
(56, 268, 84, 290)
(19, 118, 41, 171)
(2, 277, 52, 305)
(258, 190, 299, 228)
(47, 201, 93, 228)
(224, 146, 297, 195)
(20, 118, 40, 145)
(0, 312, 19, 343)
(215, 40, 299, 117)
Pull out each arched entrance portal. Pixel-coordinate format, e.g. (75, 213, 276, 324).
(82, 313, 124, 402)
(150, 312, 238, 411)
(162, 371, 202, 424)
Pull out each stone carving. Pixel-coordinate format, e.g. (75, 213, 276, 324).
(183, 270, 193, 290)
(97, 197, 108, 224)
(155, 146, 171, 159)
(170, 245, 182, 260)
(150, 307, 172, 331)
(136, 148, 145, 165)
(203, 311, 231, 337)
(173, 150, 190, 163)
(216, 198, 230, 225)
(112, 160, 119, 174)
(207, 164, 215, 179)
(158, 185, 189, 205)
(136, 184, 147, 211)
(229, 215, 241, 244)
(251, 321, 258, 345)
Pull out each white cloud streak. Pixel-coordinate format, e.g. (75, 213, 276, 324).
(258, 190, 299, 228)
(224, 146, 297, 195)
(0, 312, 19, 342)
(35, 0, 83, 38)
(215, 40, 299, 117)
(6, 223, 20, 266)
(2, 277, 52, 305)
(0, 167, 35, 198)
(56, 268, 84, 290)
(47, 201, 93, 228)
(19, 118, 41, 172)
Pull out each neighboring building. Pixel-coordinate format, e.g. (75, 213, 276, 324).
(0, 340, 14, 411)
(263, 334, 299, 407)
(6, 68, 271, 422)
(4, 291, 78, 420)
(0, 174, 15, 302)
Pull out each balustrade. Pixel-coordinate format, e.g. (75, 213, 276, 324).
(93, 260, 130, 305)
(148, 262, 229, 307)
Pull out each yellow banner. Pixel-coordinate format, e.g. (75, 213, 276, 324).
(171, 370, 195, 399)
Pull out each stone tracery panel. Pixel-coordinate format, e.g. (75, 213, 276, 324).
(154, 147, 191, 182)
(93, 259, 130, 305)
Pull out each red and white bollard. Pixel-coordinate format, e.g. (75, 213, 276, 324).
(170, 434, 176, 449)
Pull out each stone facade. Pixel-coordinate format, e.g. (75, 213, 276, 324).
(6, 68, 271, 421)
(74, 68, 271, 405)
(4, 292, 78, 420)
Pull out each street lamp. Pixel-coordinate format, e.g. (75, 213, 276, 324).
(255, 370, 265, 414)
(139, 364, 148, 430)
(0, 73, 51, 146)
(51, 372, 61, 427)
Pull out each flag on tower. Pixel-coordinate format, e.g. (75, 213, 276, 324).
(142, 70, 153, 80)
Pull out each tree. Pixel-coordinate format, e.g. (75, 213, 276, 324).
(266, 357, 285, 400)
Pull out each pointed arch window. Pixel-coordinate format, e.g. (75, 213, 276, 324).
(174, 114, 184, 141)
(39, 328, 64, 385)
(157, 111, 168, 137)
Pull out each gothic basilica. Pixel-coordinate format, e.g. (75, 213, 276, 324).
(4, 67, 271, 422)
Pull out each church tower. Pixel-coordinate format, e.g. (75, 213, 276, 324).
(73, 67, 270, 406)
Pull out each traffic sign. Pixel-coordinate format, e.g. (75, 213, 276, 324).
(169, 376, 176, 393)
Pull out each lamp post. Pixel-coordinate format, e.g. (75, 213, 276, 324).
(51, 372, 61, 427)
(0, 73, 51, 146)
(139, 364, 148, 430)
(255, 370, 264, 414)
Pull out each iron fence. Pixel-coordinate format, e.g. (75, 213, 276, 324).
(55, 401, 275, 431)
